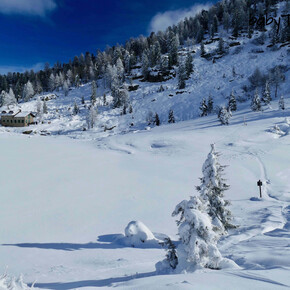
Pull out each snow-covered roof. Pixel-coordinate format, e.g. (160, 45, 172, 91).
(14, 111, 34, 118)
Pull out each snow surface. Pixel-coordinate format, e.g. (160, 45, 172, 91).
(0, 100, 289, 289)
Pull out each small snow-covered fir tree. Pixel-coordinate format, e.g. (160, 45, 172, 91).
(218, 106, 231, 125)
(36, 97, 43, 118)
(172, 196, 223, 270)
(251, 89, 262, 111)
(154, 113, 160, 126)
(73, 101, 80, 115)
(81, 96, 85, 104)
(23, 81, 34, 101)
(63, 80, 69, 96)
(279, 95, 285, 110)
(87, 105, 98, 129)
(43, 100, 48, 114)
(200, 98, 208, 117)
(262, 81, 271, 105)
(185, 53, 193, 77)
(178, 61, 186, 89)
(196, 144, 235, 234)
(200, 41, 205, 57)
(91, 80, 97, 105)
(168, 109, 175, 123)
(207, 95, 213, 114)
(158, 237, 178, 271)
(129, 104, 133, 114)
(228, 91, 237, 111)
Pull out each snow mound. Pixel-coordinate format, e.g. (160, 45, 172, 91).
(268, 119, 290, 137)
(122, 221, 159, 247)
(0, 274, 33, 290)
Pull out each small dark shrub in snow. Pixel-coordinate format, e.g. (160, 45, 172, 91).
(168, 110, 175, 123)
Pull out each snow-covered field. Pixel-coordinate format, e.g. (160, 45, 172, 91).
(1, 101, 289, 289)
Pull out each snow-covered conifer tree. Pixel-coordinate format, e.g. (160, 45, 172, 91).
(196, 144, 235, 234)
(48, 73, 56, 92)
(200, 41, 205, 57)
(154, 113, 160, 126)
(200, 98, 208, 117)
(279, 95, 285, 110)
(73, 101, 79, 115)
(185, 53, 193, 77)
(36, 97, 43, 116)
(91, 80, 97, 105)
(23, 81, 34, 101)
(63, 80, 69, 96)
(251, 89, 262, 111)
(228, 91, 237, 111)
(262, 81, 271, 105)
(43, 101, 48, 114)
(87, 105, 98, 129)
(177, 61, 186, 89)
(168, 109, 175, 123)
(81, 96, 85, 105)
(1, 88, 17, 106)
(142, 53, 150, 79)
(171, 196, 223, 270)
(218, 106, 231, 125)
(207, 95, 213, 114)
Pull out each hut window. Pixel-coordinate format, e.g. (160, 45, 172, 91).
(22, 120, 24, 123)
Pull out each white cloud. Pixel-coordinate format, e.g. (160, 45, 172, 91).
(0, 63, 44, 74)
(0, 0, 57, 17)
(148, 3, 211, 33)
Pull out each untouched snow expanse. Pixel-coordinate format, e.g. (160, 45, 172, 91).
(0, 102, 289, 289)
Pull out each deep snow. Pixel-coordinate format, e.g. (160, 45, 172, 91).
(0, 101, 289, 289)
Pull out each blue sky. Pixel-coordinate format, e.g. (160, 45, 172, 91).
(0, 0, 211, 74)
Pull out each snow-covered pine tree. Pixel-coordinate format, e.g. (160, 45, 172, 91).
(217, 37, 225, 54)
(36, 97, 42, 116)
(200, 41, 205, 57)
(142, 53, 150, 80)
(73, 101, 79, 115)
(43, 101, 48, 114)
(129, 104, 133, 114)
(279, 95, 285, 110)
(177, 61, 186, 89)
(103, 93, 107, 106)
(196, 144, 235, 234)
(200, 98, 208, 117)
(48, 73, 56, 92)
(262, 81, 271, 105)
(63, 80, 69, 96)
(23, 81, 34, 101)
(91, 80, 97, 105)
(228, 91, 237, 111)
(1, 88, 17, 106)
(159, 237, 178, 270)
(218, 106, 231, 125)
(154, 113, 160, 126)
(87, 105, 98, 129)
(251, 89, 262, 111)
(207, 95, 213, 114)
(81, 96, 85, 105)
(168, 109, 175, 123)
(185, 53, 193, 77)
(171, 196, 223, 270)
(168, 32, 179, 67)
